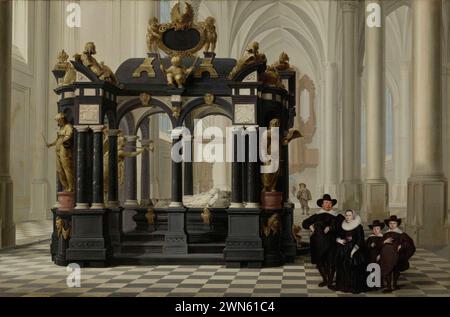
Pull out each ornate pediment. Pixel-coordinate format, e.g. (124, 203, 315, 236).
(147, 1, 217, 58)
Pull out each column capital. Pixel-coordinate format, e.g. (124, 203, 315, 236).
(74, 125, 90, 132)
(140, 139, 153, 146)
(108, 129, 120, 136)
(231, 126, 244, 133)
(245, 126, 258, 132)
(90, 125, 104, 133)
(125, 135, 138, 142)
(341, 0, 360, 12)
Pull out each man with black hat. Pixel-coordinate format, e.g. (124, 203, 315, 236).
(366, 220, 385, 265)
(379, 215, 416, 293)
(302, 194, 343, 289)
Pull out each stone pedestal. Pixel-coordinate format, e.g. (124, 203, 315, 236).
(261, 192, 283, 210)
(364, 181, 389, 222)
(339, 182, 362, 211)
(224, 208, 263, 268)
(280, 206, 296, 262)
(57, 192, 75, 211)
(66, 209, 112, 266)
(407, 177, 448, 246)
(163, 207, 188, 254)
(107, 206, 123, 252)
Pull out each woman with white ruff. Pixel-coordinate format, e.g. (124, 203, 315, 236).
(335, 209, 367, 294)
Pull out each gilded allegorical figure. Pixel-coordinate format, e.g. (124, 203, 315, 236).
(261, 118, 301, 192)
(260, 65, 284, 89)
(170, 1, 194, 31)
(74, 42, 117, 85)
(272, 52, 292, 71)
(162, 55, 196, 88)
(203, 17, 217, 53)
(103, 130, 153, 202)
(46, 113, 74, 192)
(146, 17, 161, 53)
(228, 41, 267, 79)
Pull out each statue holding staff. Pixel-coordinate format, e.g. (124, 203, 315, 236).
(45, 113, 74, 193)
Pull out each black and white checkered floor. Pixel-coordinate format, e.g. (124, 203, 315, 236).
(0, 241, 449, 297)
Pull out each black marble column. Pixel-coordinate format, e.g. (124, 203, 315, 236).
(108, 129, 119, 207)
(124, 135, 138, 206)
(74, 125, 89, 209)
(171, 134, 183, 207)
(183, 137, 193, 196)
(86, 129, 93, 204)
(184, 119, 194, 196)
(139, 118, 151, 206)
(140, 140, 151, 206)
(246, 126, 260, 207)
(231, 127, 243, 207)
(91, 125, 104, 208)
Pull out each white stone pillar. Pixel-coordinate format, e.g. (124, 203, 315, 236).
(392, 61, 412, 207)
(0, 0, 15, 248)
(340, 0, 362, 210)
(407, 0, 448, 246)
(363, 0, 388, 222)
(323, 62, 339, 199)
(30, 1, 50, 220)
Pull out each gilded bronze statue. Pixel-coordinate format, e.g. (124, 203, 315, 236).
(74, 42, 118, 85)
(170, 1, 194, 31)
(260, 65, 284, 89)
(146, 17, 161, 53)
(261, 118, 301, 192)
(203, 17, 217, 53)
(272, 52, 292, 71)
(228, 41, 267, 79)
(60, 63, 77, 86)
(103, 130, 153, 202)
(46, 113, 74, 193)
(162, 55, 196, 88)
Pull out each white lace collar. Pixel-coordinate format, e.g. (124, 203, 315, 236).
(315, 209, 338, 216)
(341, 215, 361, 231)
(369, 233, 383, 237)
(386, 227, 403, 234)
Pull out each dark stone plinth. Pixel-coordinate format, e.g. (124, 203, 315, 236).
(186, 208, 228, 243)
(224, 208, 263, 267)
(66, 209, 112, 265)
(107, 206, 123, 252)
(281, 205, 297, 262)
(163, 207, 188, 254)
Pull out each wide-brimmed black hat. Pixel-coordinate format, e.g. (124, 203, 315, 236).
(316, 194, 337, 207)
(368, 220, 385, 230)
(384, 215, 401, 226)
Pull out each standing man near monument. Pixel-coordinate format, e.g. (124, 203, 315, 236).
(302, 194, 343, 289)
(296, 183, 312, 215)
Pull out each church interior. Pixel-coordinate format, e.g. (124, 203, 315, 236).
(0, 0, 449, 298)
